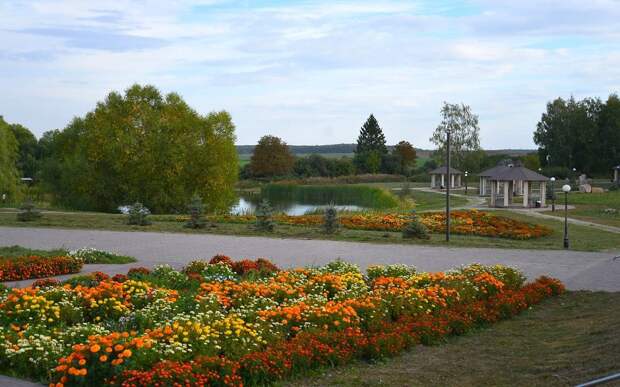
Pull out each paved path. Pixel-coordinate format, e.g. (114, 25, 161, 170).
(1, 226, 619, 291)
(508, 209, 620, 234)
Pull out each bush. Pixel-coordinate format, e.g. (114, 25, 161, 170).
(322, 205, 339, 234)
(0, 255, 82, 281)
(127, 202, 151, 226)
(127, 267, 151, 279)
(16, 199, 41, 222)
(185, 194, 207, 229)
(255, 199, 275, 232)
(68, 247, 136, 264)
(402, 212, 430, 240)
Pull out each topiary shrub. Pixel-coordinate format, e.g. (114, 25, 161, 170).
(402, 211, 430, 240)
(17, 199, 42, 222)
(127, 202, 151, 226)
(184, 194, 207, 229)
(322, 204, 339, 234)
(255, 199, 275, 232)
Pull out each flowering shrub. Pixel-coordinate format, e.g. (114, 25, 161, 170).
(0, 255, 82, 282)
(0, 259, 564, 386)
(68, 248, 136, 264)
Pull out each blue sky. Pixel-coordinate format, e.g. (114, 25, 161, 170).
(1, 0, 619, 148)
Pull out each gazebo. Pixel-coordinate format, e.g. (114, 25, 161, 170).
(614, 165, 620, 184)
(487, 165, 549, 208)
(429, 166, 463, 189)
(478, 165, 509, 196)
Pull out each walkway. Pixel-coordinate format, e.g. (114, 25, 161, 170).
(1, 226, 619, 291)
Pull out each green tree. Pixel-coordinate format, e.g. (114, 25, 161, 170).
(39, 84, 238, 213)
(354, 114, 388, 173)
(0, 116, 20, 202)
(249, 135, 294, 178)
(430, 102, 481, 169)
(392, 140, 417, 175)
(8, 123, 39, 178)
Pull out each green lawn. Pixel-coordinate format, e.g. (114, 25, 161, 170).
(286, 291, 620, 387)
(544, 191, 620, 228)
(0, 209, 618, 252)
(0, 245, 67, 258)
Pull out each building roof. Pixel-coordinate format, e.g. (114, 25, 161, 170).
(478, 165, 510, 177)
(487, 165, 549, 182)
(429, 166, 463, 175)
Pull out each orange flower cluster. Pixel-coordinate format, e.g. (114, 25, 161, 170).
(0, 255, 82, 281)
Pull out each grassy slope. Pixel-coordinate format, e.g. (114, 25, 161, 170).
(287, 291, 620, 387)
(543, 191, 620, 228)
(0, 209, 618, 252)
(0, 245, 68, 258)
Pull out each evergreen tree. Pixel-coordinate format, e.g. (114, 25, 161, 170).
(354, 114, 388, 173)
(322, 204, 339, 234)
(184, 194, 207, 229)
(255, 199, 275, 232)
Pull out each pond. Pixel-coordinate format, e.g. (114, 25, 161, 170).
(230, 184, 398, 216)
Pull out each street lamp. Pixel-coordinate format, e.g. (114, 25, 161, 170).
(550, 177, 556, 212)
(562, 184, 571, 249)
(464, 171, 469, 195)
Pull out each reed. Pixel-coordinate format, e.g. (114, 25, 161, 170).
(261, 184, 400, 209)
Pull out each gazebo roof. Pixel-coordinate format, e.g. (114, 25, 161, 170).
(429, 166, 463, 175)
(478, 165, 510, 177)
(488, 165, 549, 182)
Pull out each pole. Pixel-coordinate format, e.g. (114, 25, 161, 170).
(563, 192, 569, 249)
(551, 180, 555, 212)
(446, 131, 451, 242)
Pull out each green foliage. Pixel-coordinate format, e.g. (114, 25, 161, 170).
(262, 184, 399, 209)
(184, 194, 207, 229)
(293, 154, 355, 178)
(402, 211, 430, 240)
(430, 102, 481, 170)
(534, 94, 620, 176)
(68, 247, 136, 264)
(0, 116, 21, 202)
(127, 202, 151, 226)
(249, 135, 295, 178)
(398, 182, 411, 199)
(322, 204, 339, 234)
(367, 264, 417, 281)
(38, 84, 238, 213)
(17, 198, 41, 221)
(9, 123, 39, 179)
(354, 114, 388, 173)
(255, 199, 275, 231)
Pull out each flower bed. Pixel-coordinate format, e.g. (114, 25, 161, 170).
(0, 257, 564, 386)
(0, 255, 83, 282)
(202, 210, 552, 240)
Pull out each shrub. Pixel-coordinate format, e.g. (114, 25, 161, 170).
(126, 202, 151, 226)
(68, 247, 136, 264)
(322, 205, 339, 234)
(255, 199, 275, 232)
(184, 194, 207, 229)
(127, 267, 151, 279)
(402, 212, 430, 240)
(16, 199, 42, 222)
(0, 255, 82, 281)
(209, 254, 234, 266)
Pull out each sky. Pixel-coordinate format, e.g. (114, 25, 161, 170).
(1, 0, 619, 148)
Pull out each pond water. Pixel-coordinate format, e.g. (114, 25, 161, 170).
(231, 194, 366, 216)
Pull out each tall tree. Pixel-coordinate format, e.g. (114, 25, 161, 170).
(0, 116, 20, 202)
(250, 135, 295, 178)
(38, 84, 238, 213)
(354, 114, 388, 173)
(9, 123, 39, 178)
(392, 140, 417, 175)
(430, 102, 481, 169)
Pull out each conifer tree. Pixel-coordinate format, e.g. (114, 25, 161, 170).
(354, 114, 388, 173)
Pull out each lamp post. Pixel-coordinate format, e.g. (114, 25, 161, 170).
(446, 131, 451, 242)
(562, 184, 571, 249)
(464, 171, 469, 195)
(550, 177, 556, 212)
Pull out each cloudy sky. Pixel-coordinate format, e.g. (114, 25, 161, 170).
(1, 0, 619, 148)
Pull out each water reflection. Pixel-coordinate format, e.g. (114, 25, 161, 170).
(230, 195, 366, 216)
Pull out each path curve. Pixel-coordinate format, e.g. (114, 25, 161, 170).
(1, 226, 619, 291)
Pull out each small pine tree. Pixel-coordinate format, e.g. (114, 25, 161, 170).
(255, 199, 275, 232)
(127, 202, 151, 226)
(17, 198, 42, 222)
(402, 211, 430, 240)
(398, 181, 411, 199)
(322, 204, 339, 234)
(185, 194, 206, 229)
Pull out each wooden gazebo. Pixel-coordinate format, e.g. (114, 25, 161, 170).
(614, 165, 620, 184)
(429, 166, 463, 189)
(487, 166, 549, 208)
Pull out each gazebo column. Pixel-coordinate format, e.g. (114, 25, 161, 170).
(503, 181, 509, 207)
(479, 177, 484, 195)
(490, 180, 496, 206)
(431, 174, 436, 188)
(522, 181, 529, 207)
(541, 182, 546, 207)
(615, 169, 619, 183)
(451, 174, 455, 188)
(441, 174, 445, 187)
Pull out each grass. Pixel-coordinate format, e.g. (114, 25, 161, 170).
(0, 209, 618, 252)
(286, 291, 620, 387)
(544, 191, 620, 228)
(262, 184, 401, 209)
(0, 245, 136, 264)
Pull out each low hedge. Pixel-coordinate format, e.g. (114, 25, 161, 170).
(0, 255, 83, 282)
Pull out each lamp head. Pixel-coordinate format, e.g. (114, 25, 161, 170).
(562, 184, 571, 193)
(550, 177, 555, 182)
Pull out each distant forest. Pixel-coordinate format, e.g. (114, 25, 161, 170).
(236, 143, 535, 158)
